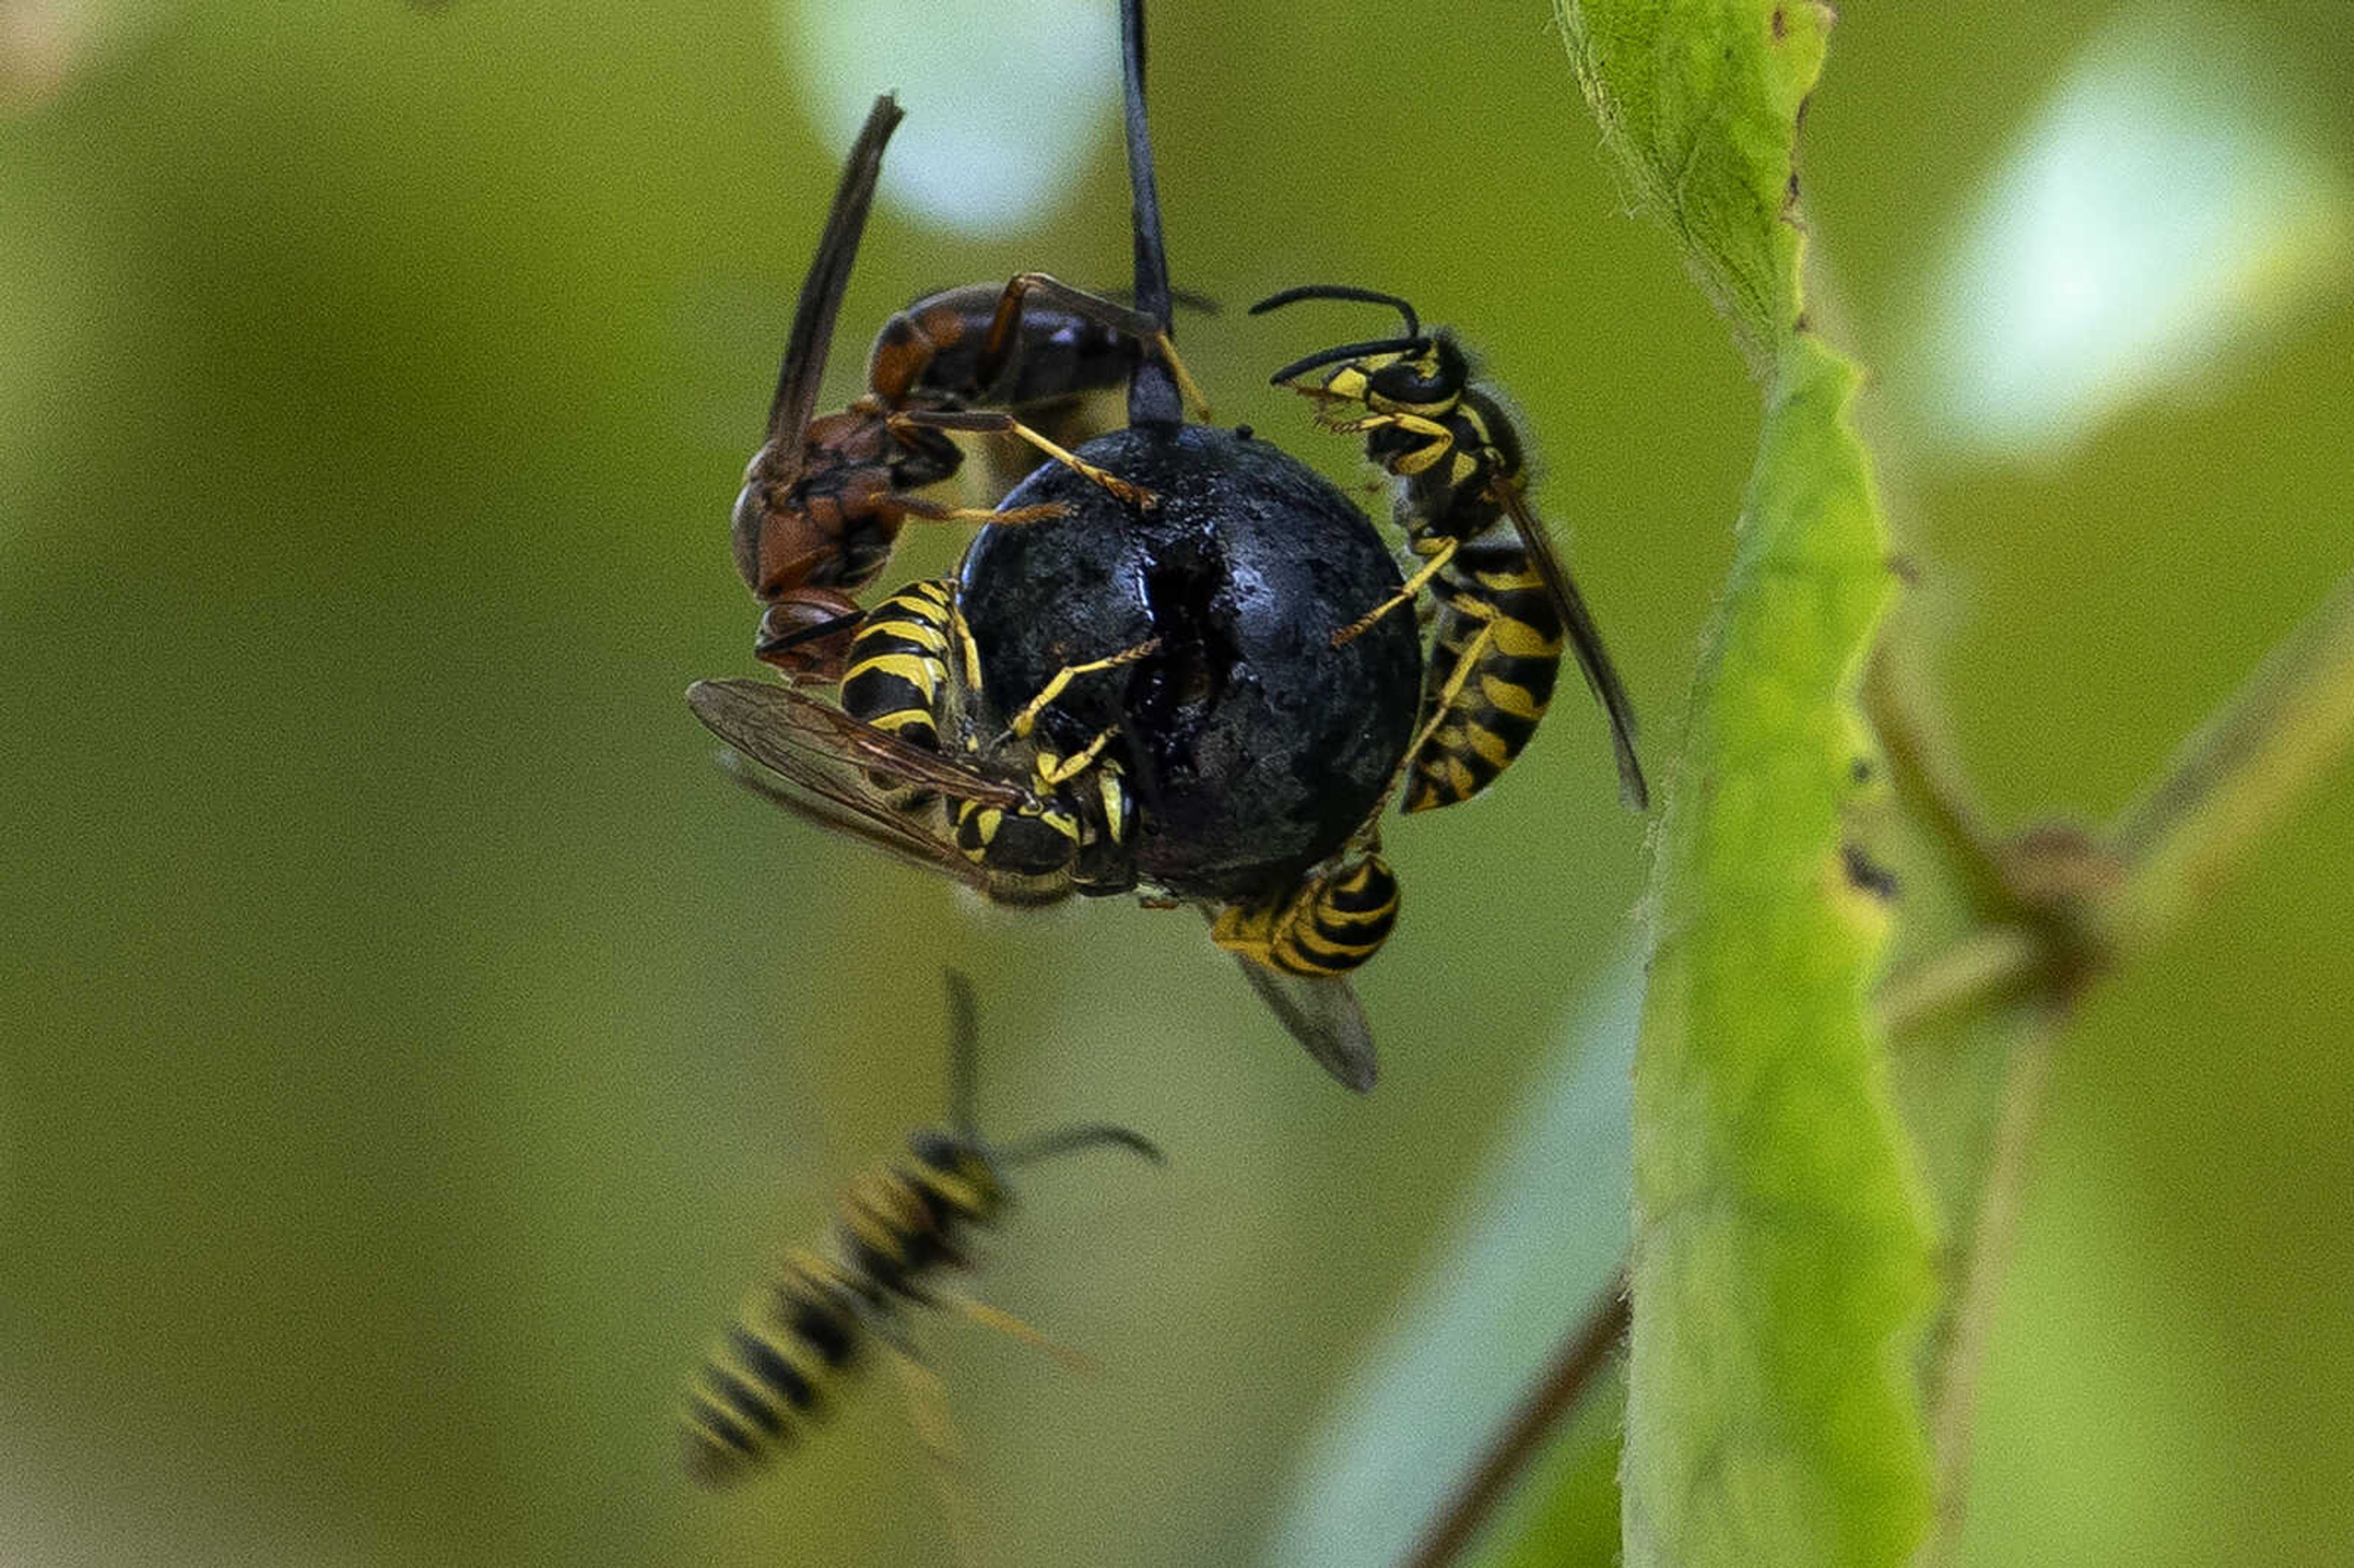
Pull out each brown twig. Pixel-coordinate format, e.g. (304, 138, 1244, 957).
(1864, 644, 2019, 923)
(1875, 571, 2354, 1041)
(1400, 1277, 1631, 1568)
(1876, 924, 2044, 1039)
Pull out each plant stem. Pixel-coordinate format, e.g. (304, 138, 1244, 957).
(1864, 643, 2018, 921)
(1878, 925, 2043, 1039)
(1401, 1277, 1630, 1568)
(2107, 569, 2354, 944)
(1414, 574, 2354, 1567)
(1917, 1026, 2055, 1568)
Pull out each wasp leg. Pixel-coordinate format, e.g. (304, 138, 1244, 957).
(888, 490, 1070, 528)
(883, 1342, 984, 1568)
(1153, 330, 1213, 419)
(892, 409, 1159, 512)
(1332, 536, 1460, 647)
(971, 393, 1100, 498)
(1034, 728, 1125, 789)
(1317, 409, 1455, 476)
(1406, 601, 1498, 760)
(1390, 600, 1504, 813)
(976, 271, 1215, 419)
(890, 1346, 960, 1465)
(932, 1289, 1099, 1375)
(1005, 637, 1164, 741)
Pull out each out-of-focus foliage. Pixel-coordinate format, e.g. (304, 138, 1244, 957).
(1915, 2, 2350, 463)
(2, 3, 2352, 1567)
(1269, 961, 1636, 1568)
(785, 0, 1118, 234)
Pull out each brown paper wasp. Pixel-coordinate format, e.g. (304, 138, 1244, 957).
(682, 972, 1159, 1494)
(1251, 284, 1648, 812)
(732, 94, 1206, 683)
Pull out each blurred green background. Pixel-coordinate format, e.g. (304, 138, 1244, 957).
(4, 2, 2350, 1564)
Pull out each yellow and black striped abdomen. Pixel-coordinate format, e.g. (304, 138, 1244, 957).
(1404, 537, 1565, 814)
(680, 1132, 1005, 1486)
(1211, 853, 1400, 978)
(839, 579, 959, 779)
(681, 1250, 866, 1485)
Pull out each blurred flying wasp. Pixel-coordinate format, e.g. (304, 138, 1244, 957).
(735, 94, 1209, 682)
(1250, 284, 1648, 813)
(682, 971, 1160, 1493)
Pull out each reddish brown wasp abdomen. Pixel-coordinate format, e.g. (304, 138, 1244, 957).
(865, 300, 969, 405)
(725, 98, 1179, 685)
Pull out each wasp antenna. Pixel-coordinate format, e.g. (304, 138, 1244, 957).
(943, 970, 983, 1139)
(1267, 335, 1429, 387)
(766, 94, 903, 444)
(998, 1123, 1165, 1168)
(1248, 284, 1422, 340)
(1121, 0, 1180, 428)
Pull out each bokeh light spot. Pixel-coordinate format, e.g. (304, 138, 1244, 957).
(780, 0, 1118, 238)
(1919, 4, 2350, 462)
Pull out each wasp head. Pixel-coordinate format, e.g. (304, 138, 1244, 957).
(751, 593, 867, 679)
(905, 1128, 1007, 1226)
(1252, 284, 1467, 417)
(1328, 333, 1468, 417)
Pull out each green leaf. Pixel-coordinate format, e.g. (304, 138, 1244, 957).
(1558, 0, 1829, 368)
(1625, 333, 1931, 1568)
(1547, 4, 1938, 1566)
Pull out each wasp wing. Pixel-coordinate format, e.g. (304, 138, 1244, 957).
(687, 679, 1067, 905)
(1232, 956, 1377, 1093)
(688, 677, 1034, 809)
(763, 94, 903, 454)
(707, 750, 988, 886)
(1493, 481, 1648, 811)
